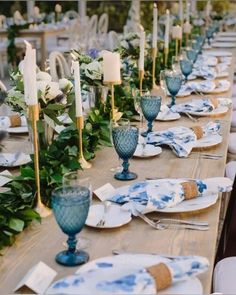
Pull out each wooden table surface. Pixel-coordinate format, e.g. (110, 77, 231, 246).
(0, 48, 234, 294)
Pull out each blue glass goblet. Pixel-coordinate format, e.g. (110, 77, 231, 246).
(140, 95, 161, 136)
(52, 185, 90, 266)
(165, 71, 183, 107)
(186, 49, 198, 64)
(180, 59, 193, 83)
(206, 28, 213, 45)
(111, 123, 139, 181)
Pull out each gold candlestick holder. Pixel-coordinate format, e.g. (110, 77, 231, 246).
(28, 104, 51, 218)
(139, 70, 144, 93)
(152, 47, 158, 89)
(76, 116, 92, 169)
(164, 48, 169, 67)
(185, 33, 189, 47)
(104, 81, 121, 121)
(175, 38, 179, 58)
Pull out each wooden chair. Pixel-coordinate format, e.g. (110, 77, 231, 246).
(107, 31, 119, 51)
(49, 51, 70, 81)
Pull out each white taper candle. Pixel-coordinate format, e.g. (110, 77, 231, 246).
(71, 61, 83, 117)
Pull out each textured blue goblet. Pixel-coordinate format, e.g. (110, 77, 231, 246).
(140, 96, 161, 136)
(112, 125, 138, 180)
(186, 49, 198, 63)
(180, 59, 193, 83)
(52, 186, 90, 266)
(165, 73, 182, 107)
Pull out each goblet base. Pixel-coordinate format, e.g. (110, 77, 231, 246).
(114, 171, 137, 181)
(55, 249, 89, 266)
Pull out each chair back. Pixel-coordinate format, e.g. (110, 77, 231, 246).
(64, 10, 79, 20)
(49, 51, 70, 81)
(98, 13, 109, 35)
(107, 31, 119, 50)
(88, 14, 98, 38)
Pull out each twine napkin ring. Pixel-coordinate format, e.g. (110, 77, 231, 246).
(146, 263, 172, 290)
(181, 181, 199, 199)
(9, 114, 21, 127)
(191, 126, 203, 139)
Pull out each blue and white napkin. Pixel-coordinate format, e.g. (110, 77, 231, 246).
(46, 255, 209, 294)
(187, 80, 216, 93)
(192, 66, 217, 80)
(146, 121, 220, 157)
(0, 115, 27, 129)
(108, 177, 232, 213)
(172, 98, 218, 114)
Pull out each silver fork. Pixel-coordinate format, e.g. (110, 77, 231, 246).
(184, 112, 199, 122)
(136, 211, 209, 231)
(96, 201, 110, 227)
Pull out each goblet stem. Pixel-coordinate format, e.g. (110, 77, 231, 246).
(147, 120, 153, 133)
(67, 235, 77, 253)
(122, 159, 129, 174)
(170, 96, 176, 107)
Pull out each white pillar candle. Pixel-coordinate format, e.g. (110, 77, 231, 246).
(172, 25, 182, 39)
(186, 1, 190, 23)
(179, 0, 183, 24)
(103, 52, 121, 83)
(71, 61, 83, 117)
(183, 21, 191, 34)
(152, 3, 158, 49)
(164, 9, 170, 49)
(24, 41, 38, 106)
(139, 31, 145, 71)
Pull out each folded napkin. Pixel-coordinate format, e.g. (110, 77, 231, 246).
(188, 80, 216, 93)
(195, 55, 218, 67)
(108, 177, 232, 213)
(146, 121, 220, 157)
(172, 98, 219, 114)
(46, 255, 209, 294)
(156, 105, 177, 120)
(0, 115, 27, 129)
(192, 66, 217, 80)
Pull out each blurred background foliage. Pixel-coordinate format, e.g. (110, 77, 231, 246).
(0, 1, 232, 32)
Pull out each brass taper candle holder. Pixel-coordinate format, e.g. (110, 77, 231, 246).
(76, 116, 92, 169)
(139, 70, 144, 93)
(175, 38, 179, 58)
(164, 48, 169, 67)
(152, 47, 158, 89)
(104, 81, 121, 121)
(28, 104, 51, 217)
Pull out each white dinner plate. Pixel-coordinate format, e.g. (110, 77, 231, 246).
(0, 152, 31, 167)
(216, 71, 229, 78)
(215, 37, 236, 42)
(212, 42, 236, 48)
(156, 192, 218, 213)
(205, 50, 232, 57)
(156, 112, 181, 121)
(134, 144, 162, 158)
(218, 32, 236, 37)
(6, 126, 29, 133)
(75, 254, 203, 295)
(194, 134, 222, 148)
(187, 105, 228, 116)
(208, 80, 231, 94)
(86, 204, 132, 228)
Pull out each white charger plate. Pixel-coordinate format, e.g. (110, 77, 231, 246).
(205, 50, 232, 57)
(187, 105, 228, 116)
(86, 204, 132, 228)
(0, 152, 31, 167)
(6, 126, 28, 134)
(156, 112, 181, 121)
(218, 32, 236, 37)
(212, 42, 236, 48)
(208, 80, 231, 94)
(215, 37, 236, 42)
(156, 193, 218, 213)
(134, 144, 162, 158)
(194, 134, 222, 148)
(74, 254, 203, 295)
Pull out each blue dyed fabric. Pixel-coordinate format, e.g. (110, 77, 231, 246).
(146, 122, 220, 157)
(172, 98, 219, 113)
(46, 255, 209, 294)
(108, 177, 232, 213)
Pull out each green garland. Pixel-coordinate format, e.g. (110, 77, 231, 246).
(7, 23, 29, 67)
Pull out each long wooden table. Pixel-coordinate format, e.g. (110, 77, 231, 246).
(0, 49, 234, 294)
(0, 26, 66, 70)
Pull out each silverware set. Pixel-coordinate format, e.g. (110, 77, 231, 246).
(136, 211, 209, 231)
(183, 112, 199, 122)
(190, 153, 223, 160)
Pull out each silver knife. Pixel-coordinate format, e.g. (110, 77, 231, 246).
(112, 249, 180, 259)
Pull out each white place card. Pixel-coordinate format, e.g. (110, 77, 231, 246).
(93, 183, 116, 201)
(0, 170, 12, 187)
(14, 261, 57, 294)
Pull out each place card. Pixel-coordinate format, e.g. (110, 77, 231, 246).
(14, 261, 57, 294)
(0, 170, 12, 187)
(93, 183, 116, 201)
